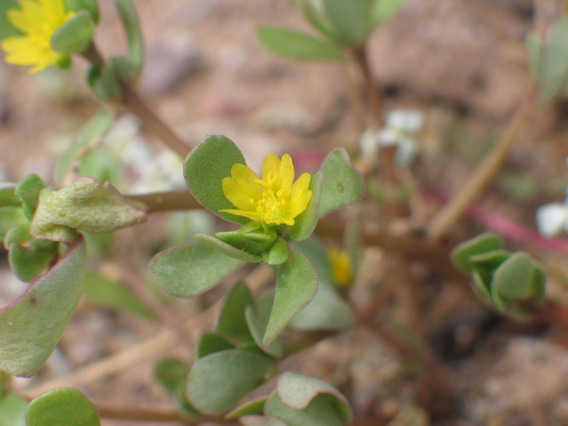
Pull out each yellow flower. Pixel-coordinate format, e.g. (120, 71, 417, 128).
(220, 154, 312, 226)
(1, 0, 75, 73)
(328, 248, 352, 286)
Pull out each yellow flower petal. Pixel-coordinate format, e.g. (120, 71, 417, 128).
(2, 0, 74, 73)
(221, 164, 263, 211)
(220, 153, 312, 227)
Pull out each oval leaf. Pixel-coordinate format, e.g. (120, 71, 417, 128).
(114, 0, 144, 76)
(184, 136, 249, 224)
(257, 27, 344, 61)
(289, 172, 322, 241)
(215, 282, 255, 342)
(492, 252, 543, 301)
(264, 392, 345, 426)
(149, 243, 244, 298)
(263, 252, 318, 346)
(0, 393, 26, 426)
(288, 282, 354, 331)
(31, 178, 147, 242)
(26, 388, 100, 426)
(51, 11, 94, 55)
(318, 149, 365, 218)
(323, 0, 370, 46)
(186, 349, 276, 415)
(451, 233, 503, 274)
(193, 233, 262, 263)
(275, 371, 351, 423)
(0, 243, 86, 376)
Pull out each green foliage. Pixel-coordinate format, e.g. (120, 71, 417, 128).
(186, 349, 277, 414)
(5, 225, 58, 282)
(260, 0, 407, 61)
(289, 172, 322, 241)
(215, 282, 256, 342)
(0, 393, 26, 426)
(318, 148, 365, 217)
(0, 207, 27, 240)
(26, 388, 100, 426)
(16, 174, 45, 220)
(184, 135, 248, 225)
(193, 233, 263, 262)
(83, 271, 157, 320)
(244, 372, 351, 426)
(452, 234, 546, 314)
(257, 28, 344, 61)
(114, 0, 145, 77)
(323, 0, 370, 46)
(289, 282, 354, 331)
(196, 333, 236, 358)
(149, 243, 244, 297)
(51, 11, 94, 55)
(263, 252, 318, 346)
(0, 243, 86, 377)
(31, 178, 147, 242)
(65, 0, 100, 23)
(226, 397, 268, 418)
(0, 0, 19, 41)
(154, 358, 199, 415)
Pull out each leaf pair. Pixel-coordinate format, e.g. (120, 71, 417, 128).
(452, 233, 546, 314)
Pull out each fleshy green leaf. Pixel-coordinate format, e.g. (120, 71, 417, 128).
(88, 64, 121, 101)
(0, 394, 26, 426)
(184, 136, 249, 225)
(322, 0, 370, 46)
(541, 18, 568, 102)
(290, 172, 322, 241)
(370, 0, 407, 27)
(216, 228, 278, 256)
(26, 388, 100, 426)
(451, 233, 503, 274)
(31, 178, 147, 242)
(197, 333, 236, 358)
(264, 393, 344, 426)
(0, 207, 27, 240)
(149, 243, 244, 298)
(226, 397, 268, 418)
(83, 271, 157, 320)
(65, 0, 100, 23)
(215, 282, 255, 342)
(318, 149, 365, 217)
(186, 349, 276, 415)
(51, 11, 94, 55)
(245, 306, 283, 357)
(275, 372, 351, 422)
(114, 0, 144, 76)
(154, 357, 199, 415)
(263, 252, 318, 346)
(492, 252, 543, 301)
(291, 237, 334, 285)
(263, 238, 289, 266)
(0, 242, 86, 377)
(16, 174, 45, 220)
(0, 185, 21, 208)
(5, 225, 58, 283)
(0, 0, 20, 41)
(288, 282, 354, 331)
(193, 233, 263, 263)
(257, 27, 345, 61)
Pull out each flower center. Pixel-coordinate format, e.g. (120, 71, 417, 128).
(252, 172, 288, 219)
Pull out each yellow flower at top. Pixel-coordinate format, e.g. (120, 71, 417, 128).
(1, 0, 75, 73)
(220, 154, 312, 226)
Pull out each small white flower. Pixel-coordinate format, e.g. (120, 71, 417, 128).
(536, 202, 568, 237)
(359, 109, 423, 165)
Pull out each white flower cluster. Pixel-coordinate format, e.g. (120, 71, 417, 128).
(360, 109, 423, 166)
